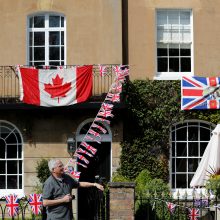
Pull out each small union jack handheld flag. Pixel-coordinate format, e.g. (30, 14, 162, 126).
(166, 202, 176, 214)
(188, 208, 200, 220)
(28, 194, 43, 215)
(98, 65, 108, 77)
(5, 194, 20, 217)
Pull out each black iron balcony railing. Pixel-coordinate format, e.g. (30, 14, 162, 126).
(0, 65, 116, 104)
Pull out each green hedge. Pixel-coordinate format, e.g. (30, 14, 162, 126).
(120, 79, 220, 181)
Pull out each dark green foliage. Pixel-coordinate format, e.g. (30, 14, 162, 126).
(121, 79, 220, 181)
(36, 158, 50, 184)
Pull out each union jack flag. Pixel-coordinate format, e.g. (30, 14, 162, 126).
(5, 194, 19, 217)
(106, 93, 120, 103)
(69, 170, 81, 179)
(85, 135, 101, 144)
(81, 141, 97, 155)
(77, 147, 93, 157)
(112, 65, 122, 74)
(28, 194, 43, 215)
(181, 76, 220, 110)
(188, 208, 200, 220)
(91, 123, 107, 134)
(98, 110, 114, 118)
(111, 82, 122, 93)
(88, 129, 101, 138)
(101, 103, 114, 111)
(166, 202, 176, 214)
(76, 161, 87, 168)
(95, 117, 110, 124)
(75, 153, 90, 164)
(98, 65, 108, 77)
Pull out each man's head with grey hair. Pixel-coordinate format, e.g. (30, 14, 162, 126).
(48, 159, 60, 172)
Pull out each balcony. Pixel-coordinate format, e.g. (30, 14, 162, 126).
(0, 65, 117, 107)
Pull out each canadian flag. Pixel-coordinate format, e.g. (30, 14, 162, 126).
(17, 65, 93, 106)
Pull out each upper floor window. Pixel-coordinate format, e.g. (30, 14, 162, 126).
(27, 13, 66, 67)
(171, 121, 214, 192)
(0, 121, 23, 196)
(155, 10, 193, 80)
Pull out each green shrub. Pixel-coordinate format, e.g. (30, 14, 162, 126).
(206, 175, 220, 197)
(111, 171, 132, 182)
(36, 158, 50, 184)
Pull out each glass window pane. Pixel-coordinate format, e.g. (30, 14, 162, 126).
(0, 176, 5, 188)
(6, 133, 17, 143)
(49, 47, 60, 60)
(172, 174, 175, 188)
(176, 174, 187, 188)
(0, 139, 5, 158)
(34, 32, 45, 46)
(49, 16, 60, 27)
(188, 142, 198, 156)
(158, 58, 168, 72)
(61, 32, 64, 45)
(188, 126, 198, 141)
(34, 47, 45, 60)
(176, 127, 187, 141)
(176, 142, 187, 157)
(181, 58, 191, 72)
(19, 161, 22, 174)
(188, 158, 199, 172)
(0, 161, 5, 174)
(7, 176, 17, 189)
(29, 17, 33, 28)
(29, 47, 33, 61)
(33, 61, 45, 66)
(49, 61, 60, 66)
(61, 17, 64, 27)
(176, 158, 186, 172)
(157, 48, 167, 56)
(169, 58, 179, 72)
(49, 32, 60, 45)
(18, 144, 22, 158)
(172, 158, 175, 171)
(180, 44, 191, 56)
(34, 16, 45, 28)
(29, 32, 33, 45)
(7, 161, 17, 174)
(169, 44, 179, 56)
(168, 11, 179, 26)
(172, 142, 175, 157)
(188, 174, 194, 188)
(200, 142, 208, 156)
(157, 11, 167, 26)
(180, 11, 190, 25)
(7, 144, 17, 158)
(61, 47, 64, 60)
(19, 175, 22, 189)
(200, 127, 211, 141)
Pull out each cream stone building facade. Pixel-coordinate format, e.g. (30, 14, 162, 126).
(0, 0, 220, 218)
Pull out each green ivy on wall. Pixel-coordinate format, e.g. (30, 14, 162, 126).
(120, 79, 220, 181)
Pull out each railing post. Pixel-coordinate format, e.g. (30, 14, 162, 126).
(108, 182, 135, 220)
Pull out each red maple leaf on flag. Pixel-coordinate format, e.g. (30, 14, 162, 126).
(44, 74, 71, 103)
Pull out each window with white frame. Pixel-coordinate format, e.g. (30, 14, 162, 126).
(28, 13, 66, 66)
(0, 121, 23, 193)
(171, 121, 214, 189)
(156, 10, 192, 79)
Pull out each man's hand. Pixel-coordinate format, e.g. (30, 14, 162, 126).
(62, 194, 72, 203)
(94, 183, 104, 191)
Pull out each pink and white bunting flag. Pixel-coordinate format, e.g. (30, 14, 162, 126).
(98, 110, 114, 118)
(88, 129, 101, 138)
(98, 65, 108, 77)
(77, 148, 93, 157)
(75, 153, 90, 164)
(76, 161, 88, 168)
(166, 202, 176, 214)
(69, 170, 81, 179)
(112, 65, 122, 74)
(85, 135, 101, 144)
(91, 123, 107, 134)
(5, 194, 19, 217)
(111, 82, 122, 93)
(28, 194, 43, 215)
(101, 103, 114, 111)
(95, 117, 110, 124)
(106, 93, 120, 102)
(81, 141, 97, 155)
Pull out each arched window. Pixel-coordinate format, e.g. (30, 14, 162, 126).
(171, 120, 215, 189)
(0, 121, 23, 196)
(27, 13, 66, 66)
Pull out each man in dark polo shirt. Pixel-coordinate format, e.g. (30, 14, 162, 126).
(42, 159, 104, 220)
